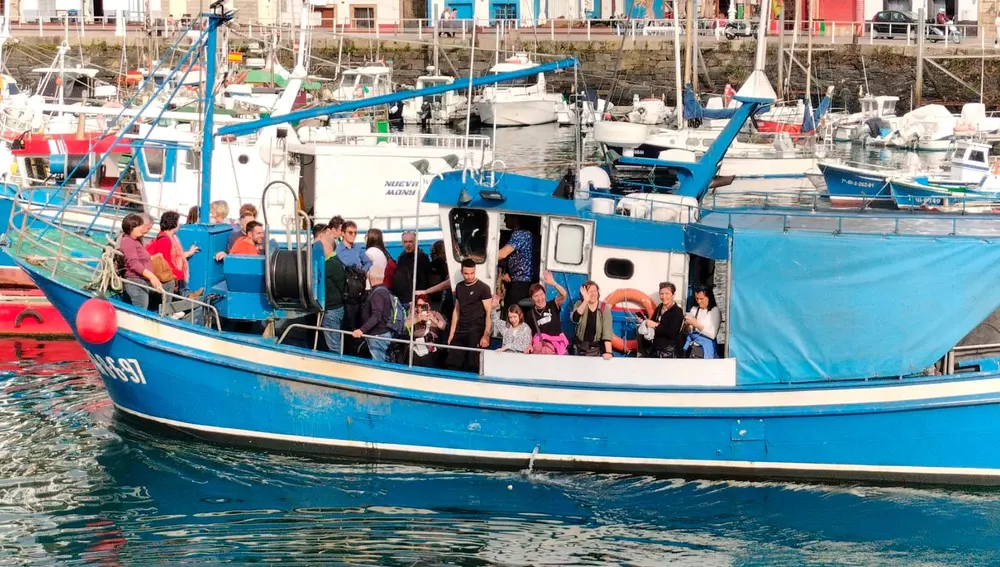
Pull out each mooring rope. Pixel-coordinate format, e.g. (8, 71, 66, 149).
(89, 243, 124, 296)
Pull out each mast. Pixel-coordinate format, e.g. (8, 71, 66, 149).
(786, 0, 800, 90)
(199, 5, 232, 225)
(672, 0, 682, 128)
(432, 5, 440, 72)
(683, 0, 693, 85)
(804, 0, 813, 102)
(0, 0, 9, 65)
(776, 3, 784, 99)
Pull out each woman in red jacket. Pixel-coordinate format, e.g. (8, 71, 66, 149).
(146, 211, 198, 293)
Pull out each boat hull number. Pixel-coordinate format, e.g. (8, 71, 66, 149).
(86, 352, 147, 385)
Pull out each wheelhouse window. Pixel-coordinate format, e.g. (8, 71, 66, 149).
(554, 224, 585, 265)
(492, 74, 536, 87)
(969, 150, 986, 164)
(604, 258, 634, 280)
(143, 147, 165, 176)
(450, 209, 488, 264)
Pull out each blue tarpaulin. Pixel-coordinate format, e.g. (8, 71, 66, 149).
(728, 230, 1000, 384)
(682, 84, 739, 121)
(801, 93, 832, 134)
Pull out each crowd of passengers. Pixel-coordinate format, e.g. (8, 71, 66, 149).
(116, 201, 265, 313)
(116, 204, 723, 366)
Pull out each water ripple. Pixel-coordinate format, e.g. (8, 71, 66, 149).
(4, 329, 1000, 566)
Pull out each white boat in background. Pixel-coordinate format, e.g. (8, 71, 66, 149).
(556, 90, 611, 127)
(401, 73, 467, 125)
(954, 103, 1000, 139)
(830, 94, 899, 144)
(331, 65, 395, 102)
(890, 104, 956, 151)
(595, 121, 819, 190)
(627, 95, 673, 125)
(475, 53, 562, 127)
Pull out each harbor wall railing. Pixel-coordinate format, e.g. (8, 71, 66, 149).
(6, 15, 1000, 50)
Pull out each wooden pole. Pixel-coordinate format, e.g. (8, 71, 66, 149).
(673, 0, 683, 128)
(777, 3, 785, 99)
(916, 7, 924, 107)
(692, 0, 699, 92)
(684, 0, 694, 85)
(805, 0, 813, 99)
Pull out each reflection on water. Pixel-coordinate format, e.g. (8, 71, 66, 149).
(1, 131, 997, 565)
(2, 339, 1000, 565)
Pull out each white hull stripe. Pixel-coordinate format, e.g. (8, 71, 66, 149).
(115, 310, 1000, 409)
(115, 404, 1000, 479)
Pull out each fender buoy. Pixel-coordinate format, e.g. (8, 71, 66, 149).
(605, 288, 655, 352)
(76, 298, 117, 345)
(992, 160, 1000, 177)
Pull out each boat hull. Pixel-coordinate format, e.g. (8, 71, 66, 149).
(31, 268, 1000, 485)
(890, 179, 1000, 212)
(818, 162, 893, 207)
(476, 100, 557, 126)
(0, 287, 71, 337)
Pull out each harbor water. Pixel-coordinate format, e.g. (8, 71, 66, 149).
(4, 125, 999, 565)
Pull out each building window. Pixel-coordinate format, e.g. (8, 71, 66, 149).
(449, 209, 487, 264)
(604, 258, 634, 280)
(554, 224, 585, 265)
(352, 6, 375, 28)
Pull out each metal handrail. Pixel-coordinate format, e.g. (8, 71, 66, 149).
(277, 322, 487, 375)
(8, 190, 223, 330)
(120, 277, 224, 331)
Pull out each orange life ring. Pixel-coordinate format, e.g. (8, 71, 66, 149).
(605, 288, 655, 352)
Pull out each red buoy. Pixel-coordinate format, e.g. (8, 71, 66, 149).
(75, 298, 117, 345)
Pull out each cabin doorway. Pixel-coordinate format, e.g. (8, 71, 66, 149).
(497, 213, 542, 310)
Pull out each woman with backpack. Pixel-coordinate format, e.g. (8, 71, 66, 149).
(364, 229, 395, 285)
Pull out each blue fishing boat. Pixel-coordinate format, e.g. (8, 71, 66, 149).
(819, 140, 995, 208)
(13, 9, 1000, 486)
(816, 161, 893, 206)
(890, 172, 1000, 212)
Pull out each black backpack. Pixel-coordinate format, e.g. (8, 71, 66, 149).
(344, 265, 368, 304)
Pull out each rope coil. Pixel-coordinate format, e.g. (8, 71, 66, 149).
(88, 242, 124, 296)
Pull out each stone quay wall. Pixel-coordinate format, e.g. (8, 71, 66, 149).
(4, 36, 997, 111)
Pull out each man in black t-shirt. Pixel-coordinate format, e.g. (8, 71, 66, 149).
(446, 258, 493, 372)
(525, 270, 568, 337)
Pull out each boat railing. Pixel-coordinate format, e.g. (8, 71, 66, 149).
(946, 343, 1000, 374)
(307, 214, 442, 233)
(277, 322, 488, 375)
(586, 188, 1000, 237)
(7, 191, 222, 329)
(0, 107, 34, 134)
(309, 131, 491, 150)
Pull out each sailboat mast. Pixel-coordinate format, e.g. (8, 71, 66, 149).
(295, 0, 309, 69)
(683, 0, 693, 84)
(672, 0, 682, 128)
(804, 0, 813, 100)
(0, 0, 9, 80)
(432, 5, 439, 71)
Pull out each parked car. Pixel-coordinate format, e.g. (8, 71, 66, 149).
(871, 10, 951, 41)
